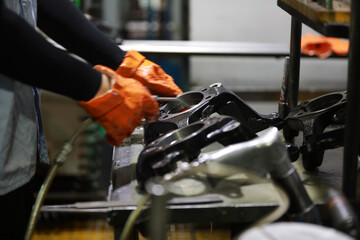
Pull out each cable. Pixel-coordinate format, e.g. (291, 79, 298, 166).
(25, 117, 94, 240)
(119, 194, 151, 240)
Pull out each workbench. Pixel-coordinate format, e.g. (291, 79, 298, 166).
(105, 129, 345, 239)
(41, 127, 345, 239)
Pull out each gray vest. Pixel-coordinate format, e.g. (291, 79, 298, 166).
(0, 0, 48, 195)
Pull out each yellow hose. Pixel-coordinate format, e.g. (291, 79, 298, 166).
(25, 118, 94, 240)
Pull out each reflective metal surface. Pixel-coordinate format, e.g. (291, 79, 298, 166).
(119, 40, 291, 57)
(161, 127, 320, 223)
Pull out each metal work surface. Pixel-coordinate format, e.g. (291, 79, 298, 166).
(277, 0, 350, 37)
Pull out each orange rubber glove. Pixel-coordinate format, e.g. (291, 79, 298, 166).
(301, 34, 349, 58)
(326, 37, 349, 56)
(79, 65, 159, 146)
(116, 50, 183, 97)
(301, 34, 332, 58)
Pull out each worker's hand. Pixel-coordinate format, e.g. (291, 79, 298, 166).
(79, 65, 159, 146)
(116, 50, 183, 97)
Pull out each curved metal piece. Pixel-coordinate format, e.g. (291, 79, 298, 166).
(286, 91, 346, 125)
(284, 91, 347, 170)
(136, 115, 255, 190)
(144, 83, 284, 144)
(163, 127, 321, 224)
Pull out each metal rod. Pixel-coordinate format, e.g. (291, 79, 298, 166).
(154, 96, 191, 108)
(342, 0, 360, 200)
(279, 56, 290, 118)
(288, 17, 302, 109)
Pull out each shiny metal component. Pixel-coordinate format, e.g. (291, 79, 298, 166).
(145, 83, 283, 144)
(137, 115, 255, 190)
(159, 127, 320, 223)
(199, 127, 319, 222)
(284, 91, 347, 170)
(279, 57, 290, 119)
(40, 195, 223, 211)
(153, 95, 191, 108)
(119, 40, 290, 57)
(326, 188, 360, 238)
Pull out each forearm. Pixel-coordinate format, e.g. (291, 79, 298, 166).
(37, 0, 125, 70)
(0, 3, 101, 101)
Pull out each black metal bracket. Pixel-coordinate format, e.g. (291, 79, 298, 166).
(284, 91, 347, 170)
(145, 83, 284, 144)
(137, 115, 255, 190)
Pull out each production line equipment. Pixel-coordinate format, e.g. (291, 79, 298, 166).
(132, 82, 358, 238)
(282, 91, 349, 171)
(28, 82, 358, 240)
(138, 116, 320, 223)
(146, 82, 350, 172)
(144, 82, 299, 161)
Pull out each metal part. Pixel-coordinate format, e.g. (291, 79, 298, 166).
(326, 188, 360, 238)
(119, 40, 291, 57)
(137, 115, 255, 190)
(41, 195, 223, 211)
(284, 91, 347, 170)
(144, 83, 284, 144)
(153, 95, 191, 108)
(200, 127, 320, 222)
(150, 127, 320, 223)
(300, 127, 347, 169)
(279, 57, 291, 119)
(288, 17, 302, 109)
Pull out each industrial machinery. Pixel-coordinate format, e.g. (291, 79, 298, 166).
(138, 124, 320, 224)
(283, 91, 348, 170)
(33, 85, 354, 240)
(144, 83, 283, 144)
(137, 115, 255, 190)
(145, 83, 300, 162)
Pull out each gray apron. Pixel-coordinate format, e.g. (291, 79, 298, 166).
(0, 0, 49, 195)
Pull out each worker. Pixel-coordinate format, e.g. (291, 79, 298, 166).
(0, 0, 182, 239)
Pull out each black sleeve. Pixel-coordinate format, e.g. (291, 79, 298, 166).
(37, 0, 126, 70)
(0, 2, 101, 101)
